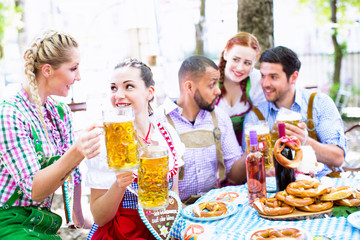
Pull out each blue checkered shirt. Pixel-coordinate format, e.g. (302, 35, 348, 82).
(243, 88, 347, 177)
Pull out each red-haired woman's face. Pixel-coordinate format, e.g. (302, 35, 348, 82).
(224, 45, 257, 83)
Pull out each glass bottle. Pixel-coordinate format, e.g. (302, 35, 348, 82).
(246, 130, 267, 207)
(274, 122, 295, 192)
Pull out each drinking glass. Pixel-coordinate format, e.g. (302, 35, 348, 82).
(245, 121, 273, 169)
(137, 145, 170, 210)
(103, 106, 140, 171)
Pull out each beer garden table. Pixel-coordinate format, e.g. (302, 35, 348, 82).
(171, 177, 360, 240)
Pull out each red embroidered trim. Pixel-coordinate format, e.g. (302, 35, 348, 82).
(157, 122, 178, 180)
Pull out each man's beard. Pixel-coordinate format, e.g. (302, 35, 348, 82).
(194, 89, 217, 112)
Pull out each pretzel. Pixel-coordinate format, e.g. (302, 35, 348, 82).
(274, 136, 303, 169)
(253, 198, 294, 216)
(192, 201, 227, 217)
(286, 180, 330, 198)
(335, 191, 360, 207)
(319, 186, 353, 201)
(251, 227, 305, 240)
(283, 195, 315, 207)
(297, 201, 333, 212)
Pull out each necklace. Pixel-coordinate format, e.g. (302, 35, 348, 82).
(139, 123, 151, 144)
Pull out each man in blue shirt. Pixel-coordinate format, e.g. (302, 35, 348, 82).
(243, 46, 347, 177)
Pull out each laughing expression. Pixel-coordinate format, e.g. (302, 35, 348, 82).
(110, 67, 153, 115)
(224, 45, 257, 83)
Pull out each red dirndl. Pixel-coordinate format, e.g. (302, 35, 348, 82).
(91, 205, 156, 240)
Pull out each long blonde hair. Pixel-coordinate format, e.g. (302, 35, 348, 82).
(23, 30, 78, 150)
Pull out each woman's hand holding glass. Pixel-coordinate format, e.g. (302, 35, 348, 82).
(115, 171, 133, 189)
(76, 123, 103, 160)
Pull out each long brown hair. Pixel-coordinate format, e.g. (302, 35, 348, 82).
(218, 32, 261, 103)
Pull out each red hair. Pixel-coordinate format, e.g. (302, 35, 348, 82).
(218, 32, 261, 103)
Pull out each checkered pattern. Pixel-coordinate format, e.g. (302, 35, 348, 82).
(0, 89, 80, 208)
(171, 178, 360, 240)
(243, 88, 348, 176)
(156, 98, 243, 201)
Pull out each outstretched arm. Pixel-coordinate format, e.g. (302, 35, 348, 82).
(285, 122, 344, 167)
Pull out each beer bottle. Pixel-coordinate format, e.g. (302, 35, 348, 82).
(274, 122, 295, 192)
(246, 130, 267, 207)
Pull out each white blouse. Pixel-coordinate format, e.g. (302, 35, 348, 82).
(85, 117, 185, 189)
(217, 69, 266, 117)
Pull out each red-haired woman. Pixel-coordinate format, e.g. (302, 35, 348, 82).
(216, 32, 265, 147)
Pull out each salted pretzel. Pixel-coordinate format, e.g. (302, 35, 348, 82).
(286, 180, 330, 198)
(335, 191, 360, 207)
(319, 186, 353, 201)
(274, 136, 303, 169)
(192, 201, 227, 218)
(275, 190, 314, 207)
(297, 201, 333, 212)
(253, 197, 294, 216)
(251, 227, 305, 240)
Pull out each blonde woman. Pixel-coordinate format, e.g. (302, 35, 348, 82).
(0, 30, 102, 239)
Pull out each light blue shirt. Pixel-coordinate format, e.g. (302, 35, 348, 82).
(243, 88, 347, 177)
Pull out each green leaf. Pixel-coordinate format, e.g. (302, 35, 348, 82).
(332, 206, 359, 217)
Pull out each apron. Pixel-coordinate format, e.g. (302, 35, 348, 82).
(0, 101, 68, 239)
(91, 202, 156, 240)
(166, 111, 225, 204)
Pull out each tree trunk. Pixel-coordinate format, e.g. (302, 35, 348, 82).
(237, 0, 274, 52)
(194, 0, 205, 55)
(330, 0, 342, 86)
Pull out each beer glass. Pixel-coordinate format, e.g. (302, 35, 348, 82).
(138, 145, 169, 210)
(270, 108, 302, 151)
(245, 121, 273, 169)
(103, 106, 140, 171)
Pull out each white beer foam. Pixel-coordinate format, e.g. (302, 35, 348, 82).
(276, 107, 302, 121)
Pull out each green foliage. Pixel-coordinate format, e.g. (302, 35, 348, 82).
(0, 0, 23, 59)
(298, 0, 359, 95)
(329, 82, 340, 102)
(332, 206, 359, 217)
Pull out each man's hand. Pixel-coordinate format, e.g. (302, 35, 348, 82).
(285, 122, 308, 145)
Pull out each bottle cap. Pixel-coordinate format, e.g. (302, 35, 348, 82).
(249, 130, 258, 146)
(278, 122, 286, 138)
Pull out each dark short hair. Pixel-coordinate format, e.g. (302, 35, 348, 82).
(178, 55, 218, 81)
(259, 46, 301, 79)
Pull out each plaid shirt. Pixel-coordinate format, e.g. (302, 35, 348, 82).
(0, 89, 80, 208)
(243, 88, 347, 177)
(156, 98, 243, 201)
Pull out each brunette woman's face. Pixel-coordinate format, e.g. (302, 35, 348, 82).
(110, 66, 154, 115)
(224, 45, 257, 83)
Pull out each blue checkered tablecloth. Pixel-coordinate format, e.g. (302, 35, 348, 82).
(171, 178, 360, 240)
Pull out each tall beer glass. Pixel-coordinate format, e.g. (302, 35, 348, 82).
(138, 145, 169, 210)
(245, 121, 273, 169)
(103, 107, 140, 171)
(270, 108, 302, 152)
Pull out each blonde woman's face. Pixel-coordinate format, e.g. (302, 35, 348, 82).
(47, 47, 81, 97)
(224, 45, 257, 83)
(110, 67, 154, 115)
